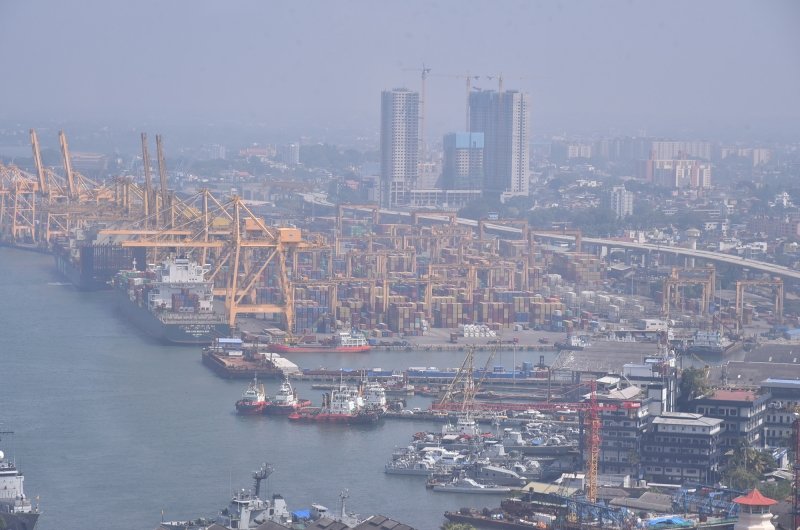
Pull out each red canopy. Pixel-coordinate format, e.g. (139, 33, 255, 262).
(733, 489, 778, 506)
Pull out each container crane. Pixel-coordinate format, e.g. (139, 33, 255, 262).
(140, 133, 153, 228)
(155, 134, 170, 228)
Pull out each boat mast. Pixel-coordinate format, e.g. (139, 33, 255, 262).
(252, 463, 274, 498)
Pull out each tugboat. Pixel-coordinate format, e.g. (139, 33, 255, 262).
(361, 380, 388, 417)
(288, 382, 380, 424)
(235, 376, 269, 415)
(0, 432, 40, 530)
(263, 376, 311, 415)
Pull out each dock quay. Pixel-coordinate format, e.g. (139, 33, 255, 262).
(201, 350, 300, 379)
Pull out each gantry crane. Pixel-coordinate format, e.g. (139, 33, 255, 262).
(0, 164, 38, 243)
(662, 266, 716, 317)
(735, 278, 783, 326)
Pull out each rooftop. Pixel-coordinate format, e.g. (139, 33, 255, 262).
(707, 389, 757, 402)
(653, 413, 723, 428)
(733, 489, 778, 506)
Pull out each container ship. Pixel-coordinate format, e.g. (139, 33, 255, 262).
(267, 330, 370, 354)
(53, 230, 146, 291)
(0, 434, 40, 530)
(113, 256, 230, 344)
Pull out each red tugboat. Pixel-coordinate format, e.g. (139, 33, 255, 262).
(263, 376, 311, 415)
(235, 375, 270, 415)
(268, 330, 370, 354)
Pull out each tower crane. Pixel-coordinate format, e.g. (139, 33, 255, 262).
(431, 72, 482, 130)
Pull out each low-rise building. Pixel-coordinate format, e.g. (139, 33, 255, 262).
(641, 412, 722, 485)
(689, 389, 768, 449)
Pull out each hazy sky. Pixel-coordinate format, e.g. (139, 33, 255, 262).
(1, 0, 798, 142)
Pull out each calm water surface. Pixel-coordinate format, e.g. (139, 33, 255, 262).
(0, 248, 558, 530)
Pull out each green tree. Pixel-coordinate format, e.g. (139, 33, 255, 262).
(677, 367, 710, 410)
(441, 523, 477, 530)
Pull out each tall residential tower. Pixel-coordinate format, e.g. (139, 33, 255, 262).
(380, 88, 419, 207)
(469, 89, 530, 198)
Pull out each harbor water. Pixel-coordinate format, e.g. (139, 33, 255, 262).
(0, 247, 559, 530)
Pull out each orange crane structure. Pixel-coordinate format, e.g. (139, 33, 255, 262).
(112, 195, 320, 333)
(662, 266, 715, 317)
(735, 278, 783, 326)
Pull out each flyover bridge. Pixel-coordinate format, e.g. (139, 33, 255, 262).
(301, 197, 800, 283)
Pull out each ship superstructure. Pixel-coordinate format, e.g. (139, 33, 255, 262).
(0, 433, 39, 530)
(114, 256, 230, 344)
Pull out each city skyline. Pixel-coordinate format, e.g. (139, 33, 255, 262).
(0, 1, 798, 144)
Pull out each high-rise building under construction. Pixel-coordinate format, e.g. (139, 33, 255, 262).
(469, 89, 530, 198)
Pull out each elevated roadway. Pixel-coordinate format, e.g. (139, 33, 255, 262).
(300, 196, 800, 283)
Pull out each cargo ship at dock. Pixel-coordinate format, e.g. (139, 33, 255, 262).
(685, 330, 738, 356)
(113, 256, 230, 344)
(53, 233, 146, 291)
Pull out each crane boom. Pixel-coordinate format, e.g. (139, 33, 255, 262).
(58, 130, 77, 198)
(30, 129, 47, 194)
(140, 133, 153, 225)
(155, 134, 169, 226)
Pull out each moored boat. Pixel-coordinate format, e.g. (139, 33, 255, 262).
(235, 375, 269, 415)
(288, 383, 380, 424)
(0, 433, 40, 530)
(263, 376, 311, 415)
(431, 476, 512, 494)
(554, 335, 589, 351)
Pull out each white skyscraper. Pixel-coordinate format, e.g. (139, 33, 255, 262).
(380, 88, 419, 207)
(469, 89, 530, 197)
(608, 185, 634, 218)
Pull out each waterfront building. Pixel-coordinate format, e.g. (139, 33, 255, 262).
(689, 389, 768, 449)
(596, 385, 651, 477)
(760, 379, 800, 448)
(468, 89, 530, 198)
(380, 88, 419, 207)
(640, 412, 722, 485)
(622, 358, 678, 416)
